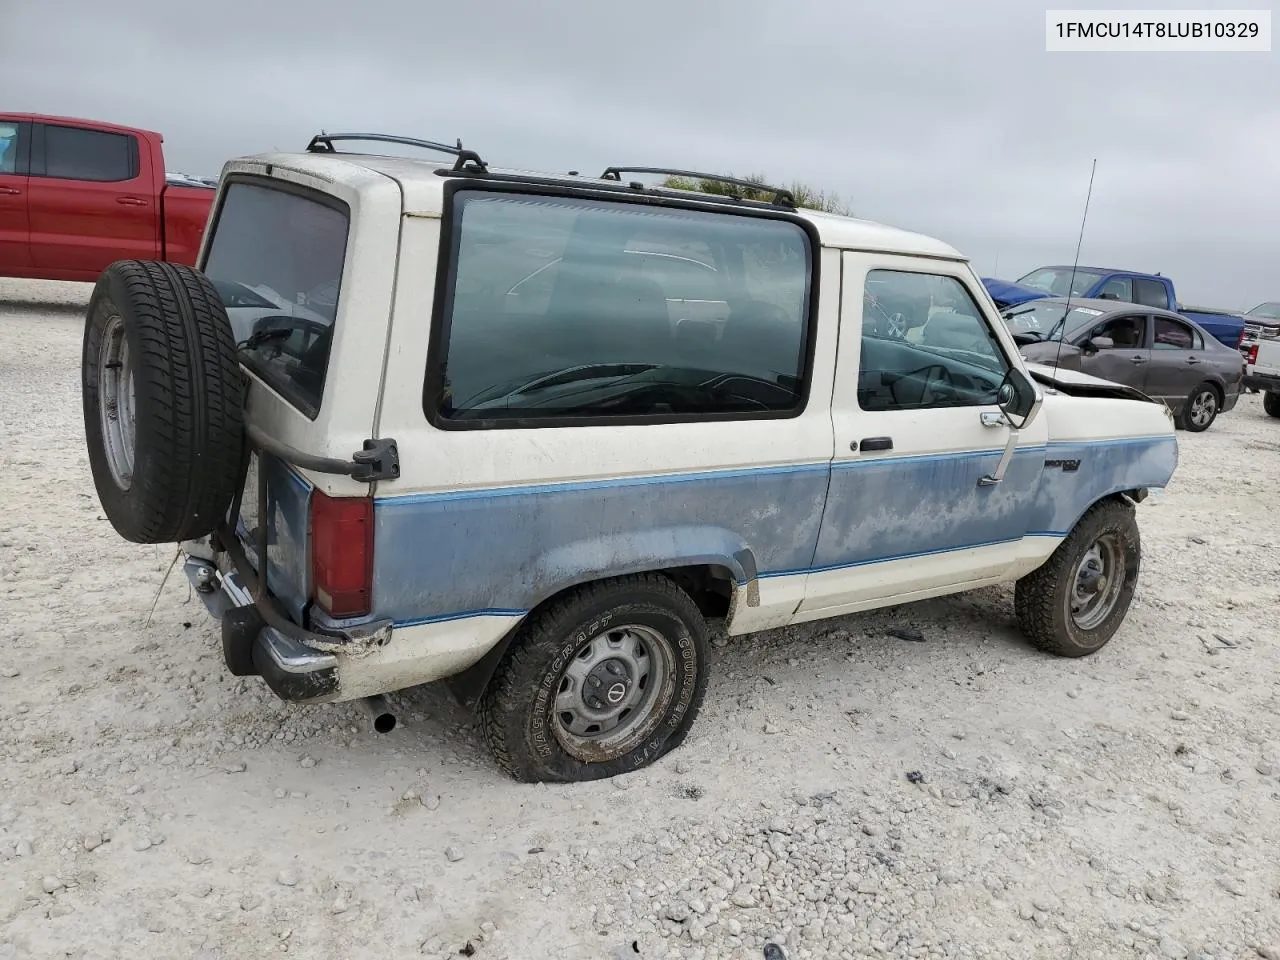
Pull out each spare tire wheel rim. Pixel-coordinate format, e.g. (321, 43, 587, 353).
(98, 313, 137, 491)
(552, 623, 677, 763)
(1069, 534, 1125, 631)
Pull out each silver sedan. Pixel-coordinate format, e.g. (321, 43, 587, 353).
(1004, 297, 1245, 432)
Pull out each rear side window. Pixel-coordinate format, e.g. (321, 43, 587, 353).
(1153, 317, 1196, 350)
(42, 125, 136, 182)
(431, 190, 813, 425)
(1132, 278, 1167, 308)
(203, 181, 349, 418)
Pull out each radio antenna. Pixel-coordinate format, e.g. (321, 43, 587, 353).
(1054, 158, 1098, 370)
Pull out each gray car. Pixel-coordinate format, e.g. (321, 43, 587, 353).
(1004, 297, 1244, 432)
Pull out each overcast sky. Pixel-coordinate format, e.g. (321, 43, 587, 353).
(3, 0, 1276, 307)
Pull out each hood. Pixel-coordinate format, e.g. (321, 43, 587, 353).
(1024, 361, 1159, 405)
(981, 277, 1051, 309)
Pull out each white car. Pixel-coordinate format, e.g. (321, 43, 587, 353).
(79, 134, 1179, 782)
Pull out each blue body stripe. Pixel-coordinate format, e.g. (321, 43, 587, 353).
(244, 434, 1176, 628)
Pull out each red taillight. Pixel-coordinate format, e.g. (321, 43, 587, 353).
(309, 489, 373, 619)
(1236, 326, 1246, 348)
(1247, 343, 1259, 364)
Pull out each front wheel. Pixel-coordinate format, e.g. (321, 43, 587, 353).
(480, 575, 709, 783)
(1263, 391, 1280, 419)
(1179, 382, 1219, 432)
(1014, 499, 1141, 657)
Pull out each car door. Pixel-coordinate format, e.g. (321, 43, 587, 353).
(796, 252, 1049, 618)
(1073, 312, 1152, 389)
(0, 120, 31, 272)
(27, 122, 160, 279)
(1144, 315, 1204, 403)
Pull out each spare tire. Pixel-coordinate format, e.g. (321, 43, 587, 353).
(82, 260, 245, 544)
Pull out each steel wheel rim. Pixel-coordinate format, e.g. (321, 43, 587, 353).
(1190, 390, 1216, 427)
(552, 623, 676, 762)
(98, 314, 136, 490)
(1069, 534, 1125, 630)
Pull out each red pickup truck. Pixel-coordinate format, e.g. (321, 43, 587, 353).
(0, 114, 215, 283)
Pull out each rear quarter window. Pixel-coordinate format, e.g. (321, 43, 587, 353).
(202, 181, 350, 418)
(429, 189, 814, 426)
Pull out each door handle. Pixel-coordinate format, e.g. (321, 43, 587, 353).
(1185, 356, 1201, 365)
(856, 437, 893, 452)
(0, 186, 19, 196)
(980, 411, 1008, 428)
(1128, 355, 1147, 364)
(116, 197, 148, 206)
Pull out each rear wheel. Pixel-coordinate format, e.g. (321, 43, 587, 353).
(1263, 391, 1280, 419)
(82, 260, 245, 544)
(480, 575, 709, 783)
(1179, 382, 1219, 432)
(1015, 499, 1141, 657)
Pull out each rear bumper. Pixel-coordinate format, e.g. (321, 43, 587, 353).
(184, 557, 340, 703)
(1244, 371, 1280, 392)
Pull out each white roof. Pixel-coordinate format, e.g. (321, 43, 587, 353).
(226, 151, 966, 262)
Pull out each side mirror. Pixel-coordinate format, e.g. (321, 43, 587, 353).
(1090, 335, 1115, 350)
(997, 366, 1041, 430)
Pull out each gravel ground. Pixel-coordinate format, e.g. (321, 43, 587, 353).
(2, 277, 1279, 960)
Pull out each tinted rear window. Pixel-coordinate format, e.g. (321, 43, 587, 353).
(203, 182, 349, 418)
(43, 125, 136, 182)
(431, 190, 813, 425)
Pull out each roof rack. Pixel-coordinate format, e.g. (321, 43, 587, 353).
(305, 132, 487, 171)
(599, 166, 795, 207)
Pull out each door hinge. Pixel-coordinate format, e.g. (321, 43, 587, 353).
(351, 438, 400, 482)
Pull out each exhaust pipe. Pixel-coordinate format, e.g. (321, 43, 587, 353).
(359, 695, 397, 733)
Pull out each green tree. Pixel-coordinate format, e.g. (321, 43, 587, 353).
(661, 172, 852, 216)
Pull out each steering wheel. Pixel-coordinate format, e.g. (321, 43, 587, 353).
(892, 364, 956, 407)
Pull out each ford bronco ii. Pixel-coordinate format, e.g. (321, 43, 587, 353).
(80, 133, 1179, 782)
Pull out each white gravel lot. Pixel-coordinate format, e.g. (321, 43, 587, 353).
(1, 277, 1279, 960)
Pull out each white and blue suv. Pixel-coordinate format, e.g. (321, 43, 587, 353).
(80, 134, 1178, 782)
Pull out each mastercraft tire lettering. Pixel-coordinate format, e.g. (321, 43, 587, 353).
(479, 575, 709, 783)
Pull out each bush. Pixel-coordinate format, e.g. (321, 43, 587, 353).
(662, 172, 852, 215)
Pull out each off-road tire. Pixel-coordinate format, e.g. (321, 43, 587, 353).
(479, 574, 710, 783)
(1263, 390, 1280, 419)
(1014, 499, 1140, 657)
(1178, 382, 1219, 432)
(82, 260, 244, 544)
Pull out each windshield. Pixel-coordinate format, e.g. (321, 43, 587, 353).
(1247, 301, 1280, 320)
(1015, 267, 1106, 298)
(203, 182, 349, 419)
(1003, 302, 1108, 342)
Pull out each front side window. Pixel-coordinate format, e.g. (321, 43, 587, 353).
(1096, 276, 1133, 302)
(1080, 314, 1147, 348)
(433, 191, 813, 424)
(1153, 317, 1194, 350)
(203, 181, 349, 418)
(0, 122, 25, 175)
(859, 270, 1010, 411)
(42, 125, 135, 182)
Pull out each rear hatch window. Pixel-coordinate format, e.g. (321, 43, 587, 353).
(203, 180, 349, 418)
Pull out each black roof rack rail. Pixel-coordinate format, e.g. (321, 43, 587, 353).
(599, 166, 795, 207)
(305, 132, 487, 171)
